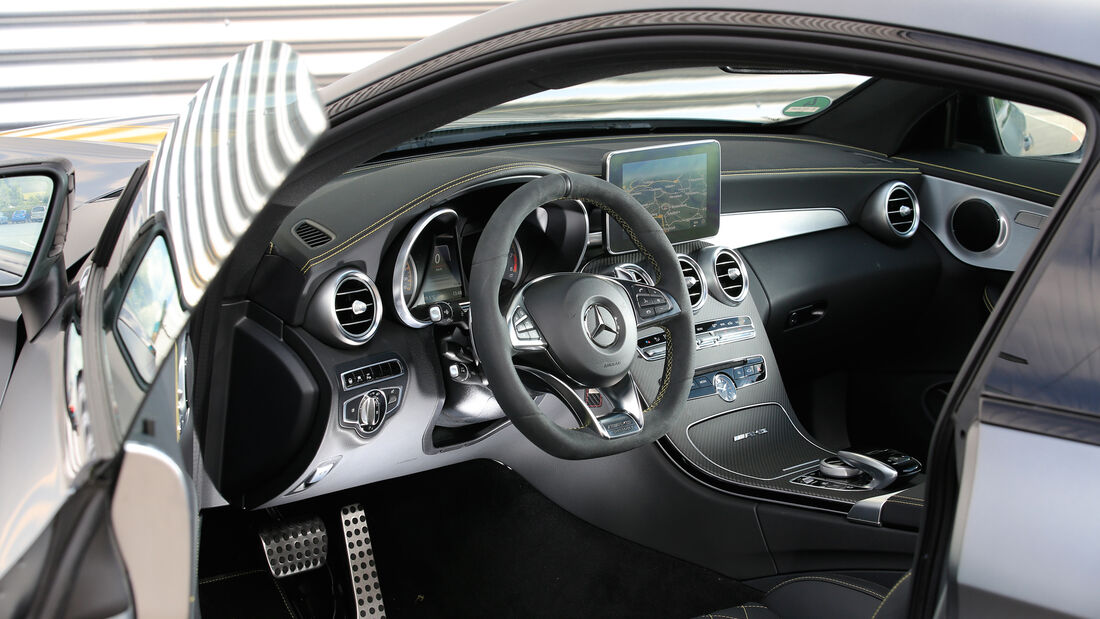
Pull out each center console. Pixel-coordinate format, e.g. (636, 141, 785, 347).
(585, 241, 924, 529)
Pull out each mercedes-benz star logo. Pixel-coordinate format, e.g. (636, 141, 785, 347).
(584, 304, 620, 349)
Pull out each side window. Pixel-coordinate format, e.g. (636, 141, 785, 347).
(991, 98, 1085, 159)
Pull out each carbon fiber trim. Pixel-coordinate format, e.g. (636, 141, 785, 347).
(588, 246, 889, 506)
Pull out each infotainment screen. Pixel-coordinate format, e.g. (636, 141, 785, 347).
(603, 140, 721, 254)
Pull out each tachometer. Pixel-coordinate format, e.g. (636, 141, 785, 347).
(401, 257, 418, 303)
(504, 239, 523, 285)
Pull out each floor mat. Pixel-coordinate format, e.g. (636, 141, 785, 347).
(361, 459, 761, 619)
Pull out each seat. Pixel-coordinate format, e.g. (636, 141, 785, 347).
(696, 571, 912, 619)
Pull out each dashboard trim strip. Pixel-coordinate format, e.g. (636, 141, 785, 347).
(708, 207, 849, 249)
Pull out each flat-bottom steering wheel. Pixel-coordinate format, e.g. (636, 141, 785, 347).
(470, 172, 695, 459)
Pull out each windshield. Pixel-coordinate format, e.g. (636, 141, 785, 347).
(437, 68, 870, 132)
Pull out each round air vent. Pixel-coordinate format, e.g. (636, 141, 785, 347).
(861, 181, 920, 243)
(305, 268, 382, 348)
(711, 248, 748, 304)
(612, 263, 654, 286)
(677, 254, 707, 311)
(951, 199, 1006, 253)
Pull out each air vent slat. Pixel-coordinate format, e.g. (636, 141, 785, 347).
(294, 220, 334, 249)
(713, 248, 747, 303)
(334, 272, 379, 340)
(885, 184, 917, 238)
(678, 255, 706, 310)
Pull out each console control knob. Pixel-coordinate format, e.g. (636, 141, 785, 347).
(357, 389, 387, 430)
(713, 373, 737, 402)
(819, 456, 862, 479)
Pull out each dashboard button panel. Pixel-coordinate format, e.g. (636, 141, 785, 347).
(638, 316, 755, 360)
(689, 356, 766, 399)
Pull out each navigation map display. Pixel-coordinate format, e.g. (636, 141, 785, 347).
(604, 140, 721, 254)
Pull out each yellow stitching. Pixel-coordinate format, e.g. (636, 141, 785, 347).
(300, 162, 567, 273)
(887, 497, 927, 507)
(871, 571, 912, 619)
(722, 167, 918, 174)
(767, 576, 885, 599)
(645, 326, 673, 412)
(271, 576, 295, 618)
(983, 286, 995, 312)
(351, 133, 890, 174)
(894, 156, 1060, 197)
(721, 169, 921, 177)
(198, 568, 266, 585)
(302, 161, 566, 271)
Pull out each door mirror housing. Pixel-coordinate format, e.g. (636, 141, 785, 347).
(0, 159, 72, 297)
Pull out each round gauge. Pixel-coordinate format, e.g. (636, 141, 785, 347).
(504, 239, 523, 285)
(401, 257, 418, 304)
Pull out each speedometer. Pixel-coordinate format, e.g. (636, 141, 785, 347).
(401, 257, 418, 304)
(504, 239, 523, 285)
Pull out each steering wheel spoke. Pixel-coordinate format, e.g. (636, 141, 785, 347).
(517, 366, 644, 440)
(470, 172, 695, 459)
(507, 299, 547, 352)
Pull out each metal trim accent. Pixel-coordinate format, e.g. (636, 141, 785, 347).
(885, 181, 920, 238)
(701, 246, 748, 304)
(847, 489, 906, 525)
(708, 208, 849, 248)
(340, 504, 387, 618)
(391, 208, 458, 328)
(613, 263, 654, 285)
(259, 517, 328, 577)
(949, 198, 1010, 255)
(676, 253, 708, 311)
(328, 269, 382, 346)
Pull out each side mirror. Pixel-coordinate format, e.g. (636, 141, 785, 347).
(0, 159, 74, 334)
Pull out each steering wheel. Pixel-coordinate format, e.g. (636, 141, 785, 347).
(470, 173, 695, 459)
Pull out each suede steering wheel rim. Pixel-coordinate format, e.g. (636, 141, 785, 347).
(469, 172, 695, 460)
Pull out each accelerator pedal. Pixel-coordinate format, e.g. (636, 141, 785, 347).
(340, 503, 387, 618)
(259, 517, 328, 578)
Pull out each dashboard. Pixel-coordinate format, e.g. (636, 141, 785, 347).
(206, 132, 1061, 514)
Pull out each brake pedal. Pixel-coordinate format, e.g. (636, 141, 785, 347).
(340, 503, 387, 618)
(259, 516, 328, 578)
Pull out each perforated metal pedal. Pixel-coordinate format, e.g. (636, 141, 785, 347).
(259, 517, 328, 578)
(341, 504, 386, 618)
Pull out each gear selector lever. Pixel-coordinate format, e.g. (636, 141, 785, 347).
(832, 447, 922, 490)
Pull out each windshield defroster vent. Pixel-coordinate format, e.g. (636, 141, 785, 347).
(305, 268, 382, 348)
(861, 181, 920, 243)
(294, 220, 334, 248)
(678, 254, 707, 311)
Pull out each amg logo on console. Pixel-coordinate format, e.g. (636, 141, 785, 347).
(733, 428, 768, 442)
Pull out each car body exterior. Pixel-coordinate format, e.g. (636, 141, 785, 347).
(29, 205, 45, 222)
(0, 2, 1097, 618)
